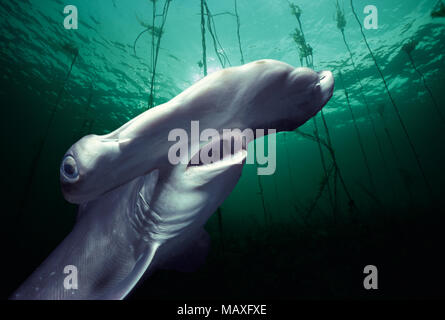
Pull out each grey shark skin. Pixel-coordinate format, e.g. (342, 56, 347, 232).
(12, 60, 334, 300)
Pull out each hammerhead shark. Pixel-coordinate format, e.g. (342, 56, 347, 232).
(12, 60, 334, 299)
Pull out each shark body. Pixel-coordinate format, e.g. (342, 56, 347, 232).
(12, 60, 334, 299)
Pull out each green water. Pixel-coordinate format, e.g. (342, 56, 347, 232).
(1, 0, 444, 299)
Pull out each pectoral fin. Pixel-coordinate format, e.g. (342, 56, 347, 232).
(159, 228, 210, 273)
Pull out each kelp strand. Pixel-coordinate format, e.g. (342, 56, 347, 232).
(350, 0, 433, 201)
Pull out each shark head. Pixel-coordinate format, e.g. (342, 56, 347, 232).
(17, 60, 335, 300)
(60, 59, 334, 204)
(202, 59, 334, 132)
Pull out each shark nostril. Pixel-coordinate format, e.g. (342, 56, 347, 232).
(318, 71, 328, 81)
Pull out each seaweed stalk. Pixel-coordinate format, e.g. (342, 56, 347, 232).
(199, 1, 243, 65)
(150, 0, 157, 107)
(149, 0, 172, 109)
(356, 181, 385, 211)
(350, 0, 434, 200)
(294, 129, 359, 216)
(284, 133, 298, 202)
(234, 0, 245, 64)
(319, 113, 358, 216)
(335, 0, 392, 193)
(217, 207, 225, 253)
(200, 0, 208, 76)
(313, 117, 335, 211)
(257, 167, 269, 225)
(203, 1, 231, 68)
(133, 25, 163, 56)
(306, 164, 335, 220)
(320, 111, 338, 220)
(289, 1, 358, 217)
(402, 39, 444, 124)
(273, 171, 280, 213)
(18, 45, 79, 220)
(289, 2, 333, 209)
(199, 0, 238, 227)
(289, 2, 313, 68)
(377, 104, 414, 204)
(133, 1, 171, 109)
(78, 80, 94, 137)
(338, 70, 377, 194)
(377, 104, 401, 164)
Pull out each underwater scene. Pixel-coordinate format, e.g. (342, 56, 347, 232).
(1, 0, 445, 300)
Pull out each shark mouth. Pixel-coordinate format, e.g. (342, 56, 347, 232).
(187, 133, 249, 170)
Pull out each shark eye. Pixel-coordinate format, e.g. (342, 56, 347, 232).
(61, 155, 79, 182)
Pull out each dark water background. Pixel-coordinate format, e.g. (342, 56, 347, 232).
(1, 0, 445, 299)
